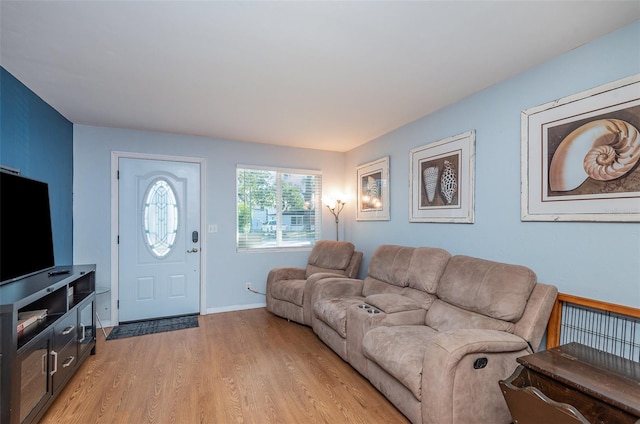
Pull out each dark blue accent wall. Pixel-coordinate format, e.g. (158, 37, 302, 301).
(0, 66, 73, 265)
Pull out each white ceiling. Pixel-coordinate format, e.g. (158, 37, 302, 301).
(1, 1, 639, 152)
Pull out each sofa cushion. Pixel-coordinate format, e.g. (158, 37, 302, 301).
(365, 294, 422, 314)
(313, 296, 364, 338)
(406, 247, 451, 294)
(366, 245, 415, 288)
(437, 255, 537, 322)
(362, 277, 406, 297)
(400, 287, 438, 310)
(362, 325, 439, 401)
(305, 240, 355, 278)
(425, 300, 515, 333)
(270, 279, 306, 306)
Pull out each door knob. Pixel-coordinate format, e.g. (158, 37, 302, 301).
(187, 248, 199, 253)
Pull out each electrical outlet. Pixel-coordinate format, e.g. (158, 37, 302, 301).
(245, 282, 251, 290)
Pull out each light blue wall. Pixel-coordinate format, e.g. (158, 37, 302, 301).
(0, 67, 74, 265)
(73, 125, 345, 321)
(344, 21, 640, 308)
(5, 20, 638, 318)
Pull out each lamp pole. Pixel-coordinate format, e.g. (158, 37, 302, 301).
(326, 199, 345, 241)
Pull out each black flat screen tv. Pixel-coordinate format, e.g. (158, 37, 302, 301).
(0, 170, 55, 285)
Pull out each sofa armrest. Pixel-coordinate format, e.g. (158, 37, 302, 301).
(302, 272, 359, 325)
(308, 277, 364, 328)
(306, 272, 351, 284)
(313, 277, 364, 300)
(266, 267, 306, 286)
(422, 329, 531, 424)
(266, 267, 306, 302)
(425, 329, 530, 359)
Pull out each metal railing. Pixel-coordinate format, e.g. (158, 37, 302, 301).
(546, 293, 640, 362)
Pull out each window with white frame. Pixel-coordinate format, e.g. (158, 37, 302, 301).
(236, 166, 322, 250)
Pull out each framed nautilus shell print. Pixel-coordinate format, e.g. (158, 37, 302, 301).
(356, 156, 390, 221)
(409, 131, 475, 223)
(521, 74, 640, 222)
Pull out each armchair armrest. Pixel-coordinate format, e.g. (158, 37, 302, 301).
(266, 267, 306, 286)
(422, 329, 531, 424)
(266, 267, 306, 302)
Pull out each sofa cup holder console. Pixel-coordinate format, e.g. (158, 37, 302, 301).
(358, 304, 381, 314)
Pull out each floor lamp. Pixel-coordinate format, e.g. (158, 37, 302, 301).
(326, 199, 345, 241)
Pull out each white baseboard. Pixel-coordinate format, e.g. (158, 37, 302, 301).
(205, 302, 266, 315)
(99, 304, 266, 327)
(97, 319, 113, 328)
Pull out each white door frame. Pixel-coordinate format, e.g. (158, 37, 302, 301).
(110, 151, 207, 325)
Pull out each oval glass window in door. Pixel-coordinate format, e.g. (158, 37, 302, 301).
(143, 179, 179, 258)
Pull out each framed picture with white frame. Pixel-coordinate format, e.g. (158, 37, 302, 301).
(356, 156, 390, 221)
(409, 131, 475, 223)
(521, 74, 640, 222)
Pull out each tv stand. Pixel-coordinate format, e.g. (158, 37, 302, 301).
(0, 265, 96, 424)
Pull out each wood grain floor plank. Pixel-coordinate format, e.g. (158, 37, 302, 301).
(40, 308, 409, 424)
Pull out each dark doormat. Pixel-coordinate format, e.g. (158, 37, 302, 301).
(106, 314, 199, 340)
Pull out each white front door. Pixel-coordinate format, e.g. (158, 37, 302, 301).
(118, 158, 201, 322)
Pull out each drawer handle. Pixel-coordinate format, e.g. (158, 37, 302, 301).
(62, 356, 75, 368)
(50, 350, 58, 376)
(62, 325, 75, 335)
(79, 323, 86, 343)
(41, 352, 47, 375)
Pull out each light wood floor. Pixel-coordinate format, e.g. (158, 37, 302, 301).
(41, 308, 409, 423)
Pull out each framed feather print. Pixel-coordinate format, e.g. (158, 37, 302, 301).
(356, 156, 390, 221)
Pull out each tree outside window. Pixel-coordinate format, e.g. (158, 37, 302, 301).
(237, 167, 321, 250)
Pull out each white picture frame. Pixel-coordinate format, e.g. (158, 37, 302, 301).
(356, 156, 390, 221)
(409, 131, 475, 223)
(521, 74, 640, 222)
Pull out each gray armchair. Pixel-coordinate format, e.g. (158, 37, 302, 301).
(266, 240, 363, 325)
